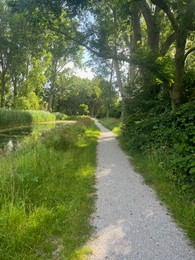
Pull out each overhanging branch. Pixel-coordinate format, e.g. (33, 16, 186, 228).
(184, 47, 195, 61)
(160, 32, 176, 56)
(47, 20, 131, 63)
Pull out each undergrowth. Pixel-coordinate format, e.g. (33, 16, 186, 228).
(0, 118, 99, 259)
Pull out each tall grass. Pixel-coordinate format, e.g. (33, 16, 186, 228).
(0, 109, 56, 129)
(29, 110, 56, 122)
(0, 109, 32, 129)
(0, 118, 99, 259)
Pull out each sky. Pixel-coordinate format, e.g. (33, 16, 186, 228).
(65, 49, 95, 80)
(65, 61, 94, 79)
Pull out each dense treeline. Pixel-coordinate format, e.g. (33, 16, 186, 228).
(0, 0, 119, 117)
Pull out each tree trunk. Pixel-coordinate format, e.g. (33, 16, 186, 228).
(0, 71, 6, 107)
(47, 59, 57, 111)
(141, 0, 160, 52)
(47, 94, 53, 112)
(113, 59, 125, 98)
(13, 78, 17, 108)
(171, 30, 187, 106)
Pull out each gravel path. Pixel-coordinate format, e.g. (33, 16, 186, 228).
(87, 120, 195, 260)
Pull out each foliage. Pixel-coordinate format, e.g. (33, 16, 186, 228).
(0, 109, 32, 129)
(79, 103, 89, 115)
(54, 112, 68, 120)
(172, 102, 195, 192)
(0, 120, 99, 259)
(120, 101, 195, 196)
(15, 92, 41, 110)
(99, 117, 121, 134)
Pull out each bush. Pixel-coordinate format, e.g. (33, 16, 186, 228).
(54, 112, 68, 120)
(171, 102, 195, 192)
(121, 101, 195, 195)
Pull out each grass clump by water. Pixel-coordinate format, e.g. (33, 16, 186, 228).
(0, 118, 99, 259)
(0, 109, 32, 129)
(29, 110, 56, 122)
(0, 109, 56, 129)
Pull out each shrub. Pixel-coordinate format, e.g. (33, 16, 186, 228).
(121, 101, 195, 195)
(171, 102, 195, 193)
(54, 112, 68, 120)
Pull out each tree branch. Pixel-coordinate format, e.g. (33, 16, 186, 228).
(160, 32, 176, 56)
(184, 47, 195, 61)
(140, 0, 154, 30)
(150, 0, 178, 31)
(47, 20, 131, 63)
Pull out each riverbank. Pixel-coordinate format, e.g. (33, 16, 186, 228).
(0, 118, 99, 259)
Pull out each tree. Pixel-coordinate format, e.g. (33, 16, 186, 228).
(150, 0, 195, 106)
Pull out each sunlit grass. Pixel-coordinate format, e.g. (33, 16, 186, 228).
(99, 117, 122, 134)
(0, 120, 100, 259)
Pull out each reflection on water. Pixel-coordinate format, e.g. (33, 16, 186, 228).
(0, 122, 71, 155)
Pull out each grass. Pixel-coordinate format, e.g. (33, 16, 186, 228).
(127, 150, 195, 244)
(0, 109, 32, 129)
(0, 109, 56, 129)
(99, 117, 121, 134)
(100, 117, 195, 245)
(29, 110, 56, 122)
(0, 118, 100, 259)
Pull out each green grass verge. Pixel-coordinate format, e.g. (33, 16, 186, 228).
(99, 117, 121, 134)
(100, 117, 195, 244)
(126, 150, 195, 244)
(0, 119, 100, 259)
